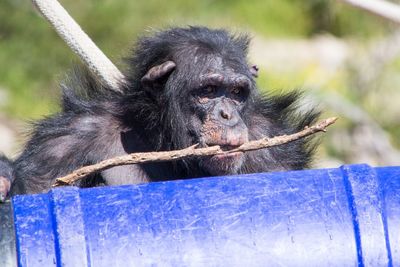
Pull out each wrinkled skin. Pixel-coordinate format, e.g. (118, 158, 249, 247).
(192, 72, 251, 175)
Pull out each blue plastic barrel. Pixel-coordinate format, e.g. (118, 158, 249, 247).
(9, 164, 400, 267)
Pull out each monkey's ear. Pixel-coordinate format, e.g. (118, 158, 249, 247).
(250, 65, 259, 78)
(141, 61, 176, 87)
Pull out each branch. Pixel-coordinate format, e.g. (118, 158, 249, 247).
(32, 0, 126, 91)
(53, 117, 338, 187)
(339, 0, 400, 25)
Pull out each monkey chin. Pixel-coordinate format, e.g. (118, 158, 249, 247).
(202, 151, 244, 176)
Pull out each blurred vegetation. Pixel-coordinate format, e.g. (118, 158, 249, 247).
(0, 0, 399, 166)
(0, 0, 391, 118)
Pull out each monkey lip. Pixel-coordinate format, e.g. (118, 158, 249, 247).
(204, 143, 243, 159)
(204, 143, 244, 159)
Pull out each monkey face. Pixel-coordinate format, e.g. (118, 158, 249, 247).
(140, 48, 254, 176)
(189, 70, 252, 175)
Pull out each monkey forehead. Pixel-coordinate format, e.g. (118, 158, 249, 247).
(198, 73, 251, 88)
(187, 52, 247, 73)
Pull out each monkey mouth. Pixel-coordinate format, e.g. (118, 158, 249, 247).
(204, 143, 242, 157)
(203, 143, 244, 159)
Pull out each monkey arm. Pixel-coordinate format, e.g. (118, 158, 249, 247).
(10, 113, 105, 195)
(10, 111, 150, 195)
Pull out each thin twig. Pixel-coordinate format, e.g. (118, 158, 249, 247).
(32, 0, 125, 91)
(339, 0, 400, 25)
(53, 117, 338, 187)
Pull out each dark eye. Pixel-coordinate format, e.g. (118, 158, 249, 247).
(231, 87, 241, 95)
(204, 86, 216, 94)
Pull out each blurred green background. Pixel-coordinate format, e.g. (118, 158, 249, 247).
(1, 0, 400, 167)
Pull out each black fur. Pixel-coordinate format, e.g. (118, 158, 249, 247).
(0, 154, 13, 180)
(2, 26, 319, 196)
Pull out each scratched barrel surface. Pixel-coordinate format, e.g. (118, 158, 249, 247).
(0, 202, 16, 267)
(8, 164, 400, 267)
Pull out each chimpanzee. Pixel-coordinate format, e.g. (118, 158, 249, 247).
(0, 26, 318, 199)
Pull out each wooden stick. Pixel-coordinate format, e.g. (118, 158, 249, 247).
(339, 0, 400, 25)
(53, 117, 338, 187)
(32, 0, 125, 91)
